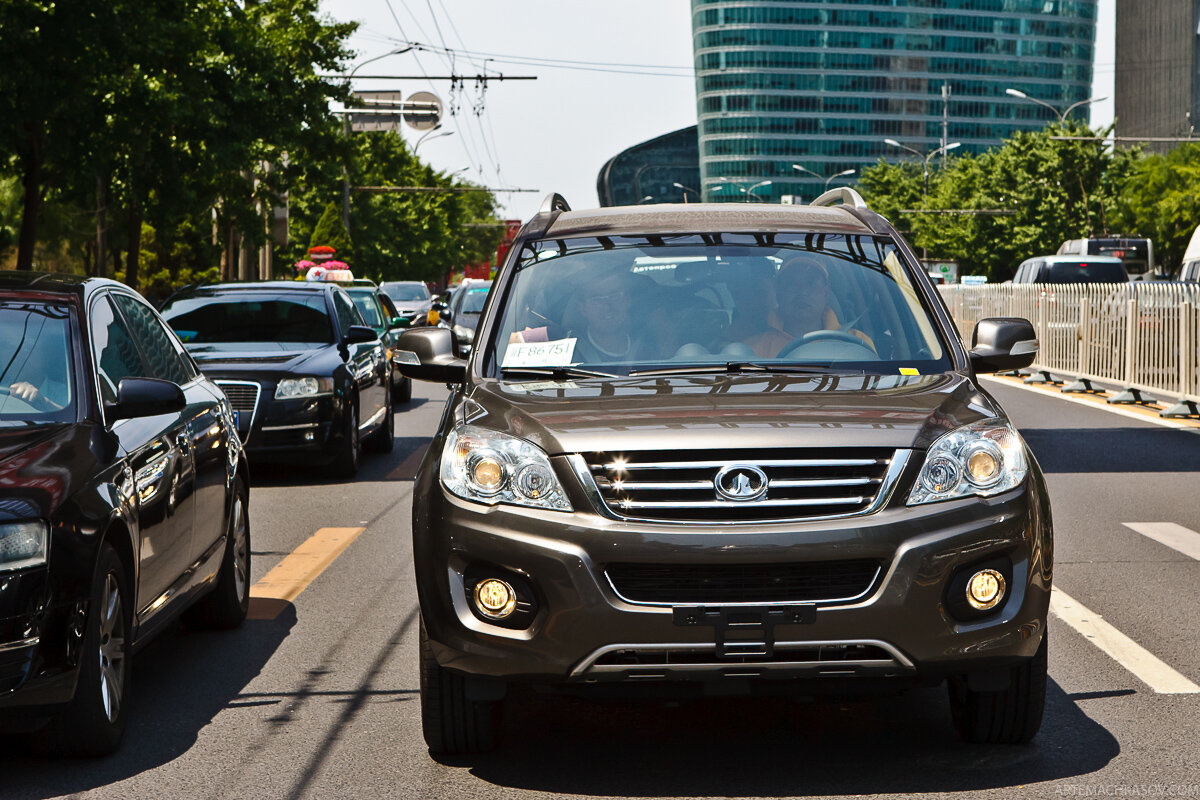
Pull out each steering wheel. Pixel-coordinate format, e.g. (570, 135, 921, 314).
(776, 329, 878, 359)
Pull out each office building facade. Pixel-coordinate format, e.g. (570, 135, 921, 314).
(596, 127, 702, 206)
(1114, 0, 1199, 152)
(692, 0, 1099, 203)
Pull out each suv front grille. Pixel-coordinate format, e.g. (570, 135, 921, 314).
(583, 447, 902, 522)
(605, 560, 883, 605)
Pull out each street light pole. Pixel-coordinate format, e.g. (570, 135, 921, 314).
(342, 46, 414, 233)
(1006, 88, 1107, 125)
(413, 125, 454, 155)
(672, 182, 700, 203)
(884, 139, 960, 197)
(746, 179, 773, 203)
(824, 169, 855, 191)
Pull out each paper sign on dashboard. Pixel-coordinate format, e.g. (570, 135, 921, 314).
(502, 338, 577, 368)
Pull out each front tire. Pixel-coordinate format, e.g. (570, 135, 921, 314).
(365, 393, 394, 454)
(419, 620, 500, 754)
(51, 543, 130, 756)
(393, 374, 412, 404)
(183, 478, 250, 630)
(949, 632, 1048, 744)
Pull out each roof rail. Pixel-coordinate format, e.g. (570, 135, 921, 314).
(809, 187, 869, 210)
(539, 193, 571, 214)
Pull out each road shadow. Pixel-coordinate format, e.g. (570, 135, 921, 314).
(450, 678, 1117, 796)
(251, 434, 429, 487)
(1020, 427, 1200, 473)
(0, 605, 296, 800)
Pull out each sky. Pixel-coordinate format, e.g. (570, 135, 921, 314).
(320, 0, 1116, 224)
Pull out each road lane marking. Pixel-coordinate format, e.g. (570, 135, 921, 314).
(247, 526, 366, 620)
(1123, 522, 1200, 562)
(1050, 587, 1200, 694)
(980, 375, 1200, 434)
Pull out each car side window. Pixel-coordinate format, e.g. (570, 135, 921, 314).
(332, 290, 360, 337)
(90, 295, 150, 405)
(110, 293, 194, 385)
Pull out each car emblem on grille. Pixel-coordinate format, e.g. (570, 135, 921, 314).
(713, 465, 768, 502)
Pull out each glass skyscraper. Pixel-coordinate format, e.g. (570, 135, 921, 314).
(692, 0, 1098, 203)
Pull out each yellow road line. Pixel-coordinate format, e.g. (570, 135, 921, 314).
(247, 527, 366, 619)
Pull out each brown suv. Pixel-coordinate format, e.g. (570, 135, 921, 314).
(397, 190, 1051, 754)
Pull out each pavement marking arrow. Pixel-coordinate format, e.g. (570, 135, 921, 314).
(1122, 522, 1200, 562)
(1050, 586, 1200, 694)
(247, 526, 367, 619)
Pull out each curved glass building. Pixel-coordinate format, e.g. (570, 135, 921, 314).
(692, 0, 1098, 203)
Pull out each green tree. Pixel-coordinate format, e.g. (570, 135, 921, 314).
(1113, 142, 1200, 272)
(309, 202, 353, 259)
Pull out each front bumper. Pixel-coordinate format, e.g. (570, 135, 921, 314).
(244, 394, 345, 465)
(0, 566, 82, 714)
(414, 461, 1053, 688)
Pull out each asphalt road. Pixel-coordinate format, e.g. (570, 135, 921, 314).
(3, 376, 1199, 800)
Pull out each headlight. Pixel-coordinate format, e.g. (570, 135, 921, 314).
(275, 377, 333, 400)
(441, 424, 571, 511)
(0, 521, 49, 572)
(907, 419, 1027, 505)
(453, 324, 474, 344)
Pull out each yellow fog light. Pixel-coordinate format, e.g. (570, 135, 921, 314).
(966, 449, 1000, 485)
(966, 569, 1006, 611)
(474, 579, 517, 619)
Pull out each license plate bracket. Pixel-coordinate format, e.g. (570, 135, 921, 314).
(672, 604, 816, 659)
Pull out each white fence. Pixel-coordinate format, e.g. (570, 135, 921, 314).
(938, 284, 1200, 418)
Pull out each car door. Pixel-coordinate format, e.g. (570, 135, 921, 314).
(111, 293, 229, 576)
(333, 289, 387, 431)
(90, 293, 194, 619)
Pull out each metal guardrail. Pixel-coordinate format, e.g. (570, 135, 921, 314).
(939, 284, 1200, 418)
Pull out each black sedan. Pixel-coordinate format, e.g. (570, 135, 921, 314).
(159, 282, 392, 478)
(0, 271, 250, 756)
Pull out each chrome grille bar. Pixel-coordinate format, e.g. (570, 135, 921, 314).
(617, 497, 867, 510)
(597, 458, 886, 471)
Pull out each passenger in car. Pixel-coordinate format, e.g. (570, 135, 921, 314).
(569, 271, 642, 363)
(724, 260, 792, 359)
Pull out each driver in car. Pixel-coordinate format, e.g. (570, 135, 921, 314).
(775, 255, 875, 352)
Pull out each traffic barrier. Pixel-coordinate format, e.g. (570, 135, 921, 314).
(939, 284, 1200, 418)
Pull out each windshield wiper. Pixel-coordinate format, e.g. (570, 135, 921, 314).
(499, 366, 617, 380)
(629, 362, 865, 377)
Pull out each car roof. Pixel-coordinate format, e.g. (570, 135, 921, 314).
(183, 281, 334, 294)
(540, 203, 873, 238)
(1040, 255, 1124, 263)
(0, 270, 124, 296)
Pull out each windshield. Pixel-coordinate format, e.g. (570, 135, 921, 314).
(456, 285, 491, 316)
(161, 293, 334, 344)
(1044, 261, 1128, 283)
(348, 291, 383, 328)
(383, 283, 429, 302)
(0, 302, 76, 424)
(486, 233, 950, 377)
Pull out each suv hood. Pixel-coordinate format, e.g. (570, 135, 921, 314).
(466, 373, 999, 455)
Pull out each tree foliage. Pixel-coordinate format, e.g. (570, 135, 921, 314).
(288, 130, 505, 285)
(1113, 143, 1200, 270)
(859, 121, 1152, 280)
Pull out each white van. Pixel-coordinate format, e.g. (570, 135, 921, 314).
(1180, 225, 1200, 282)
(1057, 237, 1154, 280)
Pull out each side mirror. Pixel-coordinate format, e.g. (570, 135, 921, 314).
(344, 325, 378, 345)
(969, 317, 1038, 373)
(107, 377, 186, 421)
(388, 316, 411, 330)
(392, 327, 467, 384)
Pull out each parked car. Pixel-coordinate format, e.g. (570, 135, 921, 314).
(344, 284, 413, 403)
(160, 282, 392, 478)
(443, 280, 492, 356)
(0, 271, 250, 755)
(396, 191, 1051, 754)
(1057, 237, 1155, 280)
(1179, 225, 1200, 283)
(1013, 254, 1128, 284)
(380, 281, 434, 324)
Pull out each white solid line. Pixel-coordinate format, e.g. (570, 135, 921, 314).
(1050, 587, 1200, 694)
(979, 375, 1200, 435)
(1123, 522, 1200, 562)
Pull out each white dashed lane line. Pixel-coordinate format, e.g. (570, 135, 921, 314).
(1050, 587, 1200, 695)
(1122, 522, 1200, 562)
